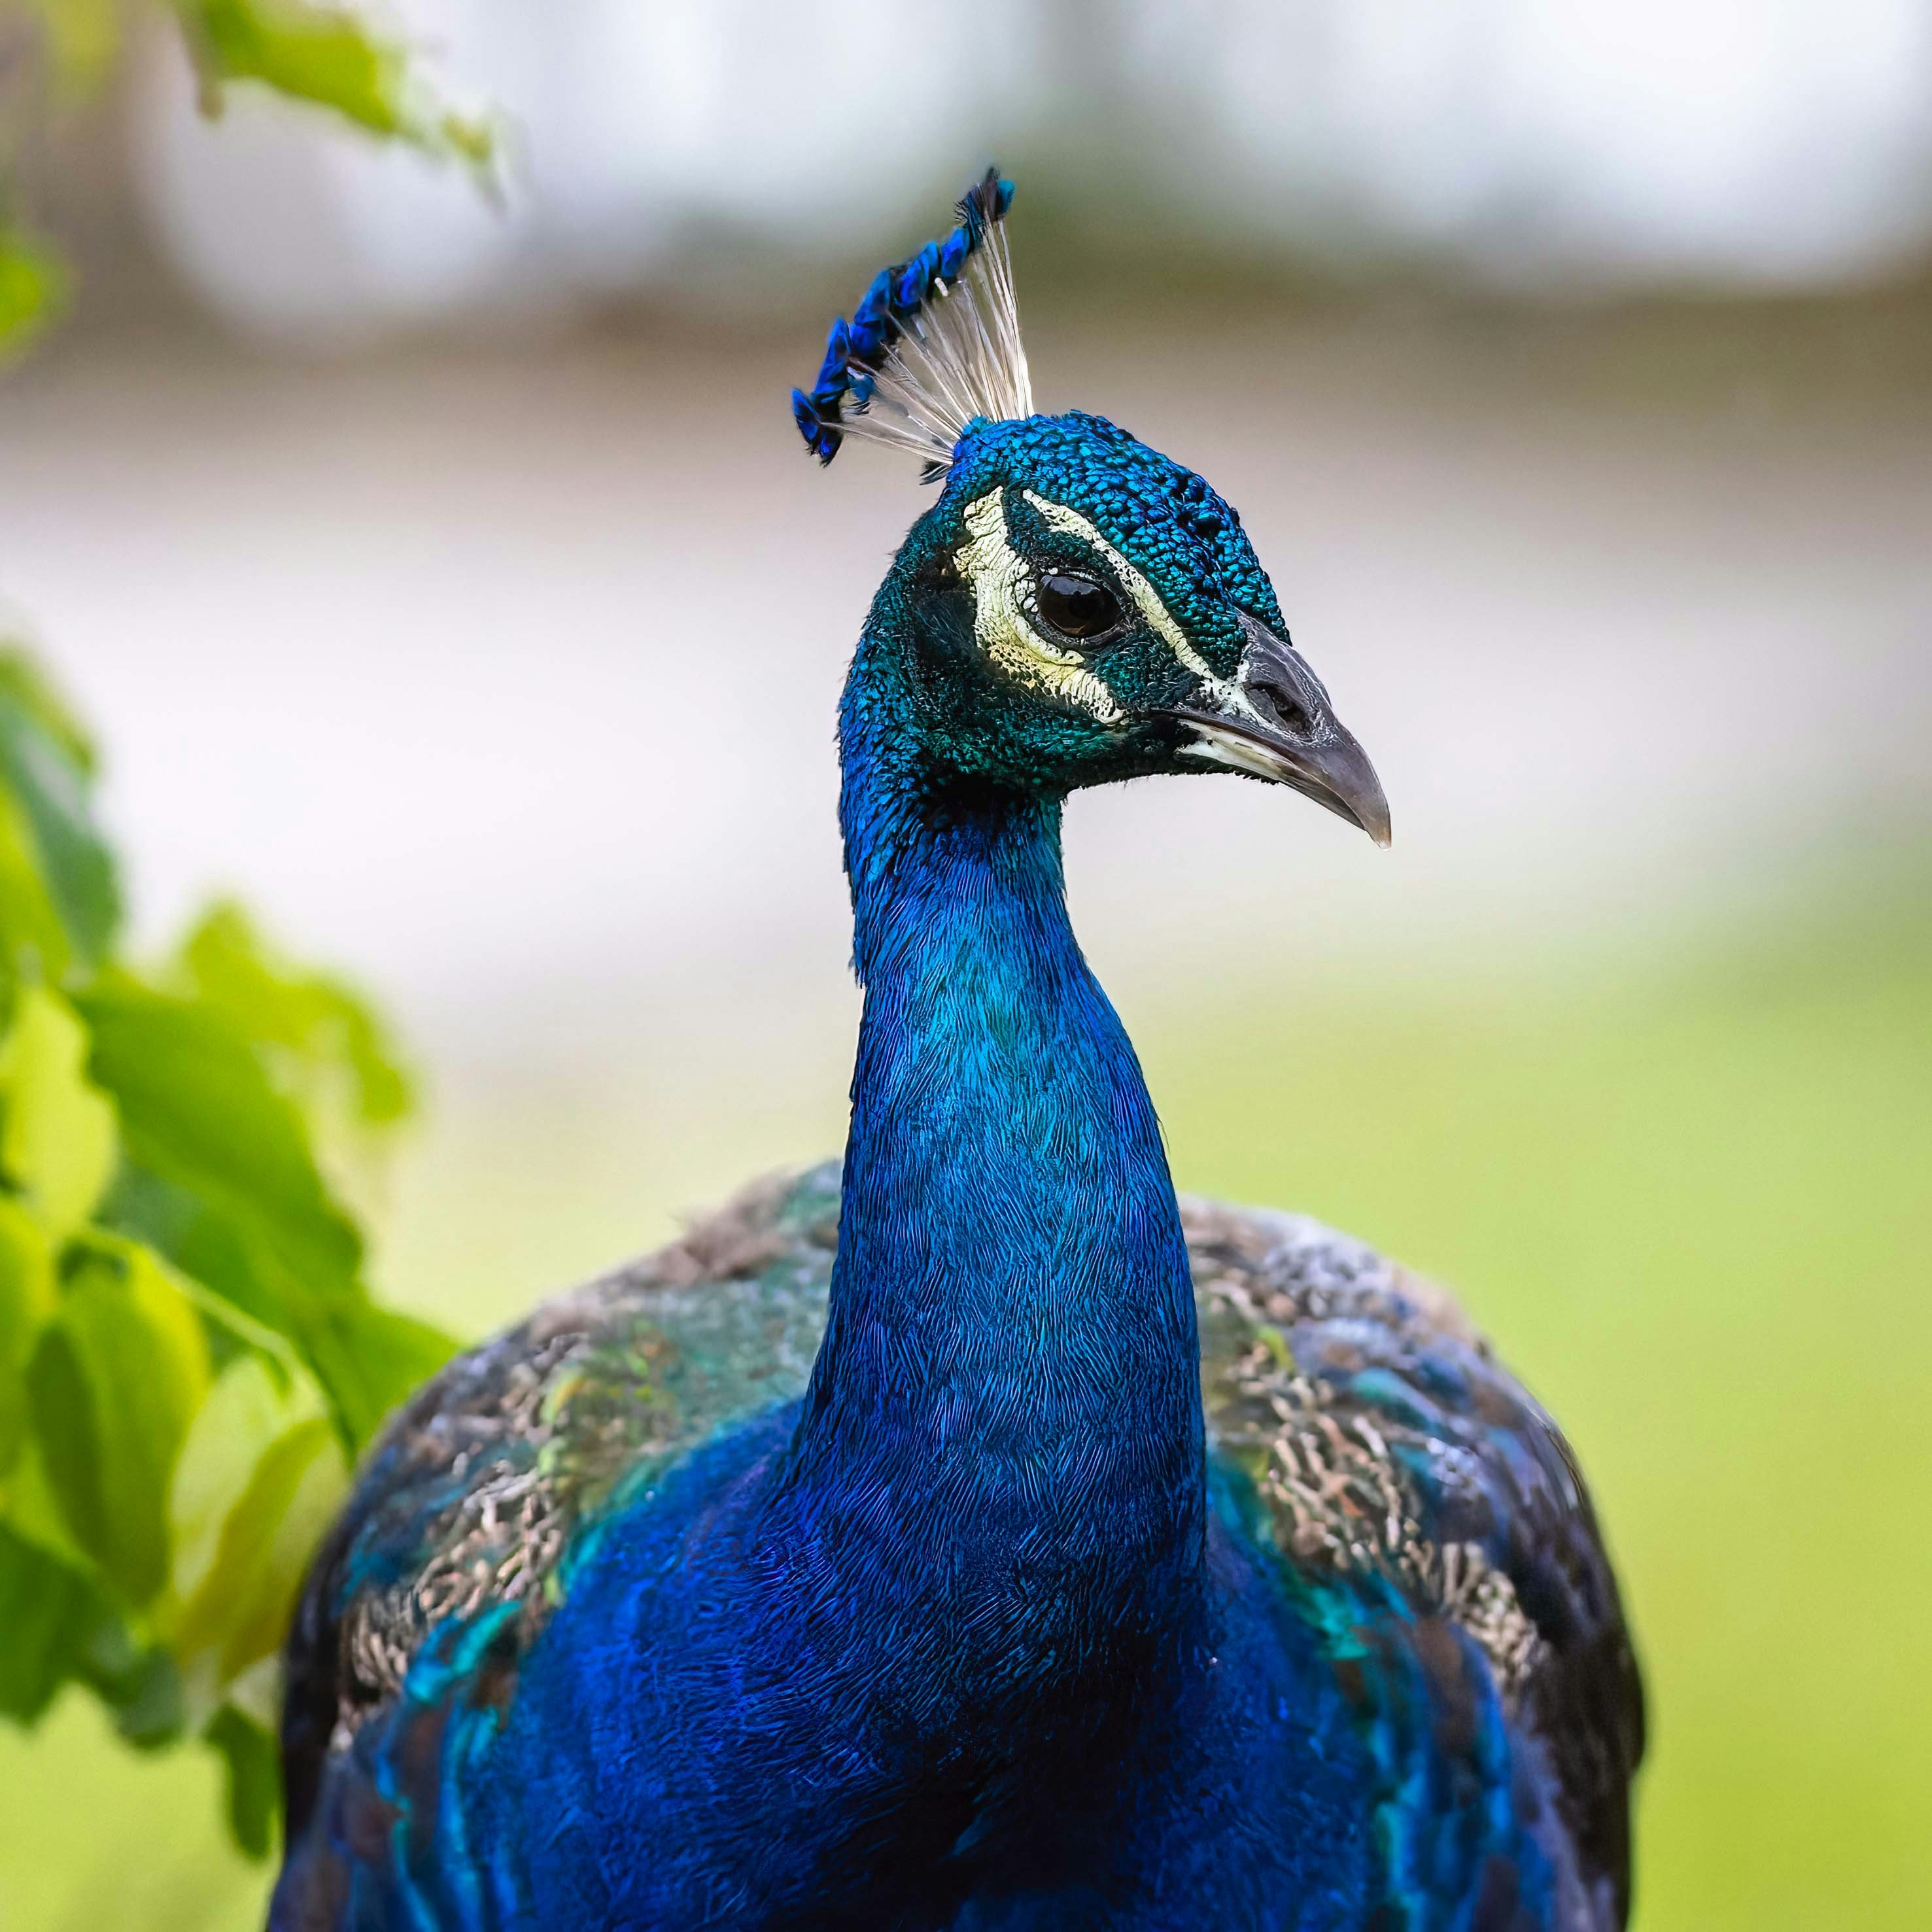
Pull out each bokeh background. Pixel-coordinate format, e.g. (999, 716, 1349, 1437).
(3, 2, 1930, 1927)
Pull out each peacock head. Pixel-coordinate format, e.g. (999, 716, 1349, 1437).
(795, 171, 1389, 846)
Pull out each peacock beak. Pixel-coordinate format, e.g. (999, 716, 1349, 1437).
(1165, 616, 1392, 846)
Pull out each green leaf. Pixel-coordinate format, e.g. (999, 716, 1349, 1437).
(99, 1162, 398, 1448)
(0, 1521, 97, 1724)
(0, 1525, 182, 1737)
(0, 651, 98, 776)
(1, 1427, 97, 1574)
(175, 0, 497, 174)
(0, 984, 118, 1235)
(0, 788, 74, 980)
(100, 1160, 317, 1344)
(0, 649, 122, 964)
(178, 900, 415, 1133)
(78, 978, 364, 1291)
(313, 1300, 453, 1447)
(169, 1355, 345, 1702)
(170, 1353, 310, 1604)
(95, 1641, 188, 1751)
(0, 227, 69, 362)
(27, 1242, 212, 1606)
(0, 1198, 56, 1478)
(206, 1702, 281, 1858)
(82, 984, 452, 1445)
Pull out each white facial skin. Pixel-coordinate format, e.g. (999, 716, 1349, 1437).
(952, 487, 1271, 736)
(954, 490, 1124, 725)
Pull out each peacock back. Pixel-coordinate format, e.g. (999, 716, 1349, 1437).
(281, 1162, 1642, 1923)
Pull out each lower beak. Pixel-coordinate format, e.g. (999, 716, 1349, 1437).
(1164, 619, 1392, 846)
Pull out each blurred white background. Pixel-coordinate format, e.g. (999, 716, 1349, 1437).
(4, 0, 1929, 1309)
(125, 0, 1932, 345)
(3, 7, 1931, 1931)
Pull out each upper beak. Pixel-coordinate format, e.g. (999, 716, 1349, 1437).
(1164, 615, 1391, 847)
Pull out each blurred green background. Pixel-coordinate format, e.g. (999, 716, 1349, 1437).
(3, 2, 1931, 1927)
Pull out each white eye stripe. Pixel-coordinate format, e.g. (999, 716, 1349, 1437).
(1018, 491, 1266, 727)
(955, 490, 1124, 725)
(1022, 492, 1209, 682)
(950, 487, 1269, 731)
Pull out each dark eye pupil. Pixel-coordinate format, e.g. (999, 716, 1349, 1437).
(1036, 572, 1119, 640)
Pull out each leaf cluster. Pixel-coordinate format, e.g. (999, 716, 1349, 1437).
(0, 646, 451, 1855)
(1, 0, 498, 358)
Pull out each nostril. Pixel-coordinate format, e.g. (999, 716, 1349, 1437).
(1258, 685, 1311, 736)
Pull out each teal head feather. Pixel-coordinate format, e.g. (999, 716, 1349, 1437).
(795, 169, 1391, 842)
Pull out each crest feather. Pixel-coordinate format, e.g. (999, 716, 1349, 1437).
(791, 168, 1033, 476)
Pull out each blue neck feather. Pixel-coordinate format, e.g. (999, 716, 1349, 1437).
(781, 595, 1207, 1668)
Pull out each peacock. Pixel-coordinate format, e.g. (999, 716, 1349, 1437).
(269, 171, 1643, 1932)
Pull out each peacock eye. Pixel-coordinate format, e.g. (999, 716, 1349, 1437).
(1034, 572, 1122, 642)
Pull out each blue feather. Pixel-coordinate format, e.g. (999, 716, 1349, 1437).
(791, 167, 1021, 464)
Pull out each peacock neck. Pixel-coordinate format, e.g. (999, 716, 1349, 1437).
(780, 632, 1207, 1658)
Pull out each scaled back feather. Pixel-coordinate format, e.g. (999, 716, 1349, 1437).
(281, 1165, 1641, 1926)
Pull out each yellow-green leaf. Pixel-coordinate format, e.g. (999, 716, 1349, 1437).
(78, 979, 362, 1290)
(27, 1243, 212, 1606)
(1, 1428, 97, 1575)
(0, 649, 123, 963)
(0, 1523, 102, 1724)
(0, 985, 118, 1235)
(179, 900, 415, 1134)
(169, 1353, 311, 1604)
(78, 978, 454, 1447)
(0, 1198, 56, 1478)
(0, 648, 97, 776)
(205, 1701, 282, 1859)
(0, 787, 71, 979)
(169, 1349, 347, 1688)
(169, 1373, 345, 1705)
(0, 226, 69, 362)
(175, 0, 497, 175)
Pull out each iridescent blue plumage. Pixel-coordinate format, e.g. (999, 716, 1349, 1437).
(793, 168, 1028, 469)
(271, 173, 1640, 1931)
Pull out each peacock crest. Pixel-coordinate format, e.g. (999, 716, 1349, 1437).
(791, 167, 1032, 475)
